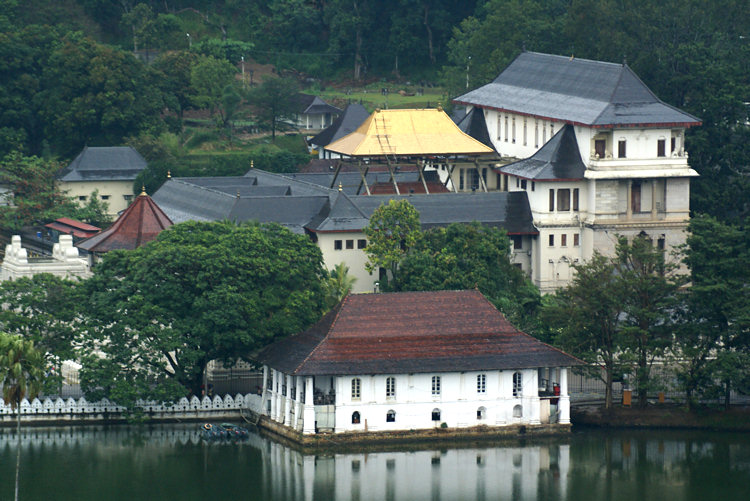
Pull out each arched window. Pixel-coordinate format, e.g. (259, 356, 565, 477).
(352, 411, 361, 424)
(513, 372, 523, 397)
(351, 378, 361, 400)
(432, 408, 441, 421)
(513, 405, 523, 418)
(386, 410, 396, 422)
(477, 407, 486, 420)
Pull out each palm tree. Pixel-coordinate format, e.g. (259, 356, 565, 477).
(0, 333, 45, 501)
(325, 263, 357, 309)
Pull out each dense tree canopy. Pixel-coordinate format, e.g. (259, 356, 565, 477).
(364, 199, 422, 281)
(0, 274, 81, 392)
(365, 201, 540, 326)
(675, 215, 750, 407)
(79, 220, 327, 408)
(394, 222, 541, 327)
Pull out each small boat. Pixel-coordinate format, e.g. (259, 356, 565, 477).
(200, 422, 249, 441)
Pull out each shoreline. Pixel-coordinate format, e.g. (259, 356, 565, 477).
(571, 403, 750, 432)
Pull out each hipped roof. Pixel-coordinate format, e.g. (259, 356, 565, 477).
(76, 193, 173, 252)
(256, 290, 581, 376)
(325, 108, 495, 157)
(454, 52, 701, 128)
(57, 146, 147, 182)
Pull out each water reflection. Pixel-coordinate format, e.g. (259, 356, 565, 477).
(1, 425, 749, 501)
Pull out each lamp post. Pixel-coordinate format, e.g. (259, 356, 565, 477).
(186, 33, 191, 48)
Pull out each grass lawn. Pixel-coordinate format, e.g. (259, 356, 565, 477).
(314, 83, 447, 111)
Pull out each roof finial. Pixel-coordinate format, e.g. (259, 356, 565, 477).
(338, 182, 343, 192)
(167, 170, 171, 178)
(236, 189, 241, 198)
(250, 159, 254, 169)
(140, 186, 147, 196)
(623, 55, 627, 66)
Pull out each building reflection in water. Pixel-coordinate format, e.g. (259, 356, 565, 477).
(259, 439, 570, 501)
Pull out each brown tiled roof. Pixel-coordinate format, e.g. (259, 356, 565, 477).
(256, 290, 581, 375)
(76, 193, 173, 252)
(368, 181, 450, 195)
(45, 218, 101, 238)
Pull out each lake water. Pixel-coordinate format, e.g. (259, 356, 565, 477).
(1, 424, 749, 500)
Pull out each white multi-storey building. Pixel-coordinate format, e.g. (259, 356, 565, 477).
(454, 52, 701, 292)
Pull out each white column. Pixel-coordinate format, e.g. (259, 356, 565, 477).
(528, 369, 541, 425)
(302, 376, 316, 434)
(269, 369, 278, 420)
(274, 371, 284, 422)
(295, 375, 305, 431)
(261, 366, 270, 416)
(559, 367, 570, 424)
(283, 374, 293, 426)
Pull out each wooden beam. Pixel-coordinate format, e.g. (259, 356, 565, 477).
(356, 159, 371, 196)
(329, 160, 343, 189)
(475, 159, 488, 192)
(417, 159, 430, 194)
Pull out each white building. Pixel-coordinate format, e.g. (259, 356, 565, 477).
(1, 235, 90, 281)
(454, 52, 701, 292)
(254, 290, 579, 436)
(293, 94, 342, 131)
(57, 146, 147, 216)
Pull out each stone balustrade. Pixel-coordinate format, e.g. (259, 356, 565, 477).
(0, 393, 264, 424)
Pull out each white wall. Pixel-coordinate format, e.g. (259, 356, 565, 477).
(332, 369, 544, 432)
(59, 180, 135, 215)
(316, 232, 377, 293)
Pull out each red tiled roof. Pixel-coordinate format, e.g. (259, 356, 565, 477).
(256, 290, 581, 375)
(298, 159, 419, 174)
(367, 181, 450, 195)
(45, 218, 101, 238)
(76, 193, 173, 252)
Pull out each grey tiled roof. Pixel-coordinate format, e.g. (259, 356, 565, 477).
(57, 146, 147, 182)
(500, 124, 586, 181)
(296, 94, 342, 115)
(455, 107, 497, 152)
(454, 52, 700, 127)
(152, 169, 537, 236)
(338, 192, 536, 234)
(309, 103, 369, 147)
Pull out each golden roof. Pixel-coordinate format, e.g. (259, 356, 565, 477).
(325, 108, 494, 157)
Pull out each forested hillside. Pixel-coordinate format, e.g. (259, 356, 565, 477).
(0, 0, 747, 220)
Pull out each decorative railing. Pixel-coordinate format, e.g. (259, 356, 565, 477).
(0, 393, 263, 419)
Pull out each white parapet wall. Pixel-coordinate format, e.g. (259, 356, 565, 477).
(1, 235, 91, 281)
(0, 393, 262, 425)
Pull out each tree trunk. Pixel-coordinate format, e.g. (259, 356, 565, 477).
(604, 362, 613, 409)
(15, 404, 21, 501)
(637, 335, 648, 408)
(724, 378, 731, 410)
(423, 5, 435, 64)
(354, 28, 363, 80)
